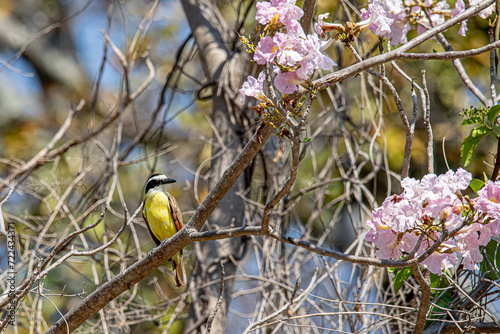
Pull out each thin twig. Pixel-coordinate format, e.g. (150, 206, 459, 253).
(411, 263, 431, 334)
(422, 70, 434, 174)
(206, 260, 225, 334)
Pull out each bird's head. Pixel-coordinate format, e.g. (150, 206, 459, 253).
(145, 173, 176, 194)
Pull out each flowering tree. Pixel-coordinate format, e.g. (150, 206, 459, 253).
(2, 0, 500, 333)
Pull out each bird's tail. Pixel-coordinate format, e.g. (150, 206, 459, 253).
(171, 253, 186, 287)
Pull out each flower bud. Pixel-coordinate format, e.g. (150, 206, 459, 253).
(452, 205, 464, 215)
(439, 207, 452, 222)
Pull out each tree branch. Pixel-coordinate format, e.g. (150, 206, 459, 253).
(305, 0, 497, 92)
(45, 124, 275, 334)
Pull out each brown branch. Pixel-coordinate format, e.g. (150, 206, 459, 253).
(434, 32, 490, 105)
(489, 25, 497, 105)
(401, 40, 500, 61)
(0, 101, 126, 195)
(188, 210, 465, 271)
(303, 0, 497, 93)
(422, 70, 434, 175)
(262, 127, 301, 232)
(188, 226, 263, 241)
(347, 43, 415, 179)
(300, 0, 317, 34)
(0, 206, 107, 311)
(423, 322, 500, 334)
(411, 263, 431, 334)
(206, 260, 225, 334)
(0, 102, 79, 194)
(45, 123, 275, 334)
(492, 135, 500, 181)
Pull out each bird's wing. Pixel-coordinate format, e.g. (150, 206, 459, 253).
(168, 194, 184, 232)
(142, 199, 162, 246)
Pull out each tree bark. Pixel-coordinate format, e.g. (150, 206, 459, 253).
(179, 0, 254, 332)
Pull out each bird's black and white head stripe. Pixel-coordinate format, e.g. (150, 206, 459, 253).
(145, 173, 176, 194)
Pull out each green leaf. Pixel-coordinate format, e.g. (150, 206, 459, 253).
(461, 136, 481, 166)
(393, 267, 412, 293)
(429, 273, 449, 292)
(469, 178, 485, 194)
(493, 123, 500, 138)
(487, 105, 500, 125)
(470, 125, 491, 138)
(461, 126, 491, 166)
(480, 240, 500, 280)
(302, 137, 311, 143)
(461, 117, 483, 125)
(425, 282, 452, 329)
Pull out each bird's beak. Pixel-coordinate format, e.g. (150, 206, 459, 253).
(162, 178, 176, 184)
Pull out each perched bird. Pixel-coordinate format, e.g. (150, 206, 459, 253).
(142, 173, 186, 287)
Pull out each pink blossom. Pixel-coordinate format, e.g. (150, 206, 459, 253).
(416, 235, 459, 275)
(366, 210, 384, 243)
(295, 60, 316, 81)
(240, 72, 268, 104)
(366, 208, 384, 242)
(486, 220, 500, 238)
(297, 35, 336, 77)
(365, 169, 488, 275)
(474, 180, 500, 237)
(254, 37, 278, 65)
(469, 0, 495, 19)
(461, 249, 481, 270)
(384, 0, 406, 14)
(453, 0, 468, 36)
(263, 32, 335, 94)
(314, 13, 329, 38)
(255, 0, 304, 32)
(422, 198, 462, 224)
(274, 32, 305, 66)
(367, 226, 419, 262)
(366, 0, 482, 42)
(436, 168, 471, 196)
(365, 0, 410, 45)
(444, 208, 466, 230)
(475, 180, 500, 220)
(245, 0, 337, 97)
(274, 70, 300, 94)
(286, 20, 306, 37)
(420, 251, 459, 275)
(374, 230, 401, 259)
(388, 199, 420, 232)
(386, 12, 411, 45)
(455, 224, 490, 270)
(458, 223, 492, 247)
(359, 1, 394, 37)
(314, 13, 344, 38)
(366, 0, 466, 45)
(416, 1, 448, 36)
(400, 177, 419, 198)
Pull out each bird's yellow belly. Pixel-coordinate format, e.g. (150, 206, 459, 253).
(144, 191, 177, 241)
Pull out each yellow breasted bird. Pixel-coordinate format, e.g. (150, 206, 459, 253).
(142, 173, 186, 287)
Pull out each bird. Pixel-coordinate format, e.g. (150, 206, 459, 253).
(142, 173, 186, 287)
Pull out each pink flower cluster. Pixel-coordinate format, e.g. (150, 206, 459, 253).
(363, 0, 466, 44)
(469, 0, 495, 19)
(326, 0, 496, 45)
(366, 169, 500, 275)
(359, 1, 394, 38)
(240, 0, 336, 103)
